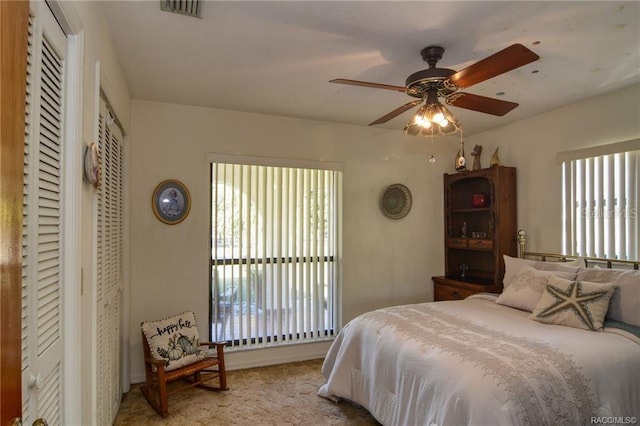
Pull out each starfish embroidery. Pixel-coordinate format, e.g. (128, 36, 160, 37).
(537, 281, 609, 330)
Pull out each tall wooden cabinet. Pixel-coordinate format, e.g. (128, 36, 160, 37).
(433, 165, 517, 301)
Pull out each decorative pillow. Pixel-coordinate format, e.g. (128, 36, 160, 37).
(141, 311, 205, 372)
(503, 255, 582, 288)
(575, 268, 640, 327)
(496, 265, 576, 312)
(529, 275, 615, 331)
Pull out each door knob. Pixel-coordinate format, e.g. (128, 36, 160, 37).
(28, 373, 43, 389)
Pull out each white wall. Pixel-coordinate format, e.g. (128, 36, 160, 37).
(128, 100, 456, 380)
(468, 84, 640, 253)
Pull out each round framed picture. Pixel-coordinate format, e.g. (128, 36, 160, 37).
(152, 179, 191, 225)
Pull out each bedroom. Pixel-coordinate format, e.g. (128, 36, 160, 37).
(0, 1, 638, 425)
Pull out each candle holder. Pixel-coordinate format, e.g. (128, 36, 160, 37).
(459, 264, 469, 279)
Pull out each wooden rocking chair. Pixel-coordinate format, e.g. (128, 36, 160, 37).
(140, 328, 228, 417)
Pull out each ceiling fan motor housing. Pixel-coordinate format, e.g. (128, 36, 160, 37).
(405, 68, 457, 97)
(405, 45, 458, 98)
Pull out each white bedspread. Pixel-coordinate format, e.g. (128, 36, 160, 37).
(319, 295, 640, 426)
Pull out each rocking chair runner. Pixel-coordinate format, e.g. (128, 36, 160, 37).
(140, 327, 228, 417)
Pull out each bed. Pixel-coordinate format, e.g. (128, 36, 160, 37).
(319, 238, 640, 425)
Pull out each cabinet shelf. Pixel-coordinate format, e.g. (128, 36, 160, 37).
(436, 165, 517, 301)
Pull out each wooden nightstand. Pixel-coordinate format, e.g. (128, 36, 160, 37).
(432, 276, 497, 301)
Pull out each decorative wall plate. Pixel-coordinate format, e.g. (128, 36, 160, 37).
(381, 183, 412, 219)
(152, 179, 191, 225)
(83, 143, 100, 188)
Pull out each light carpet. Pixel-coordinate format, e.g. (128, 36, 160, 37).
(114, 359, 380, 425)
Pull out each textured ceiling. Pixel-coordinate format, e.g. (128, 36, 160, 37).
(101, 1, 640, 136)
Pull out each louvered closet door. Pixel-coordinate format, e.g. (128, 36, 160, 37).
(21, 2, 67, 425)
(96, 98, 124, 425)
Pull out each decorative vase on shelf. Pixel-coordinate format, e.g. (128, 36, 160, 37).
(471, 144, 482, 170)
(455, 141, 467, 172)
(472, 193, 488, 208)
(490, 147, 501, 166)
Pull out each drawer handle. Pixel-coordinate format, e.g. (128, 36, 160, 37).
(452, 291, 462, 299)
(475, 241, 484, 246)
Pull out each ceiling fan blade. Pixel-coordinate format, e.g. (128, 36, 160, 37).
(369, 99, 423, 125)
(446, 92, 519, 116)
(449, 44, 539, 89)
(330, 78, 407, 93)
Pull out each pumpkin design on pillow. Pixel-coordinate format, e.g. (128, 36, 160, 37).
(177, 333, 200, 355)
(142, 311, 206, 371)
(157, 335, 184, 361)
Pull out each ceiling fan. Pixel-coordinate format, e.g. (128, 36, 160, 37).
(330, 44, 540, 131)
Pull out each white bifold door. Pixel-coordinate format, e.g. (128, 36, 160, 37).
(95, 96, 125, 425)
(21, 2, 67, 425)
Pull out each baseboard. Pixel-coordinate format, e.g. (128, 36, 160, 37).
(129, 340, 333, 385)
(224, 340, 332, 371)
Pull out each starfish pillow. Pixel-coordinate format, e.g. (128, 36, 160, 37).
(529, 275, 615, 331)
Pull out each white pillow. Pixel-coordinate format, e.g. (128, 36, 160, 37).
(503, 255, 582, 289)
(141, 311, 205, 372)
(575, 268, 640, 327)
(496, 265, 576, 312)
(529, 275, 615, 331)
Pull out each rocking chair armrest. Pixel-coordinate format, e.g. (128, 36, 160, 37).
(144, 356, 167, 368)
(199, 341, 227, 360)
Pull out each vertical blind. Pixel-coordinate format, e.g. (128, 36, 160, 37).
(562, 150, 639, 260)
(210, 159, 342, 350)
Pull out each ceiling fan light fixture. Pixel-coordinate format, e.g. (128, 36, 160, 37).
(415, 117, 432, 128)
(407, 105, 428, 127)
(404, 101, 461, 137)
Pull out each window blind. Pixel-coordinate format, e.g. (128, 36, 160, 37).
(562, 149, 639, 260)
(210, 160, 341, 350)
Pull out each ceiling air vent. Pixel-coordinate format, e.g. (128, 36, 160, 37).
(160, 0, 202, 18)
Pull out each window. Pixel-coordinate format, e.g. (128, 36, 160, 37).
(561, 143, 639, 260)
(209, 155, 342, 350)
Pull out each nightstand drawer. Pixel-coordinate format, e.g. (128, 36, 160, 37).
(468, 239, 493, 250)
(434, 284, 476, 301)
(447, 238, 468, 248)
